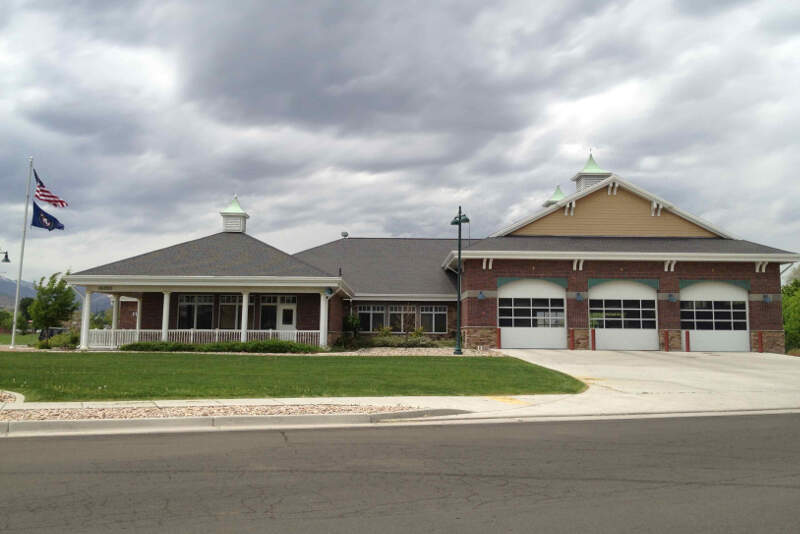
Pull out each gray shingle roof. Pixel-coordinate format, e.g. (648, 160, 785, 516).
(74, 232, 332, 277)
(465, 236, 794, 254)
(295, 238, 458, 295)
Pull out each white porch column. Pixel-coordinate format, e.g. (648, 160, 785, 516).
(110, 295, 119, 348)
(135, 297, 142, 341)
(240, 291, 250, 342)
(319, 292, 329, 347)
(79, 290, 93, 350)
(161, 291, 171, 342)
(110, 295, 119, 329)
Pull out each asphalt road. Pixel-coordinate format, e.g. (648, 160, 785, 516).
(2, 415, 800, 533)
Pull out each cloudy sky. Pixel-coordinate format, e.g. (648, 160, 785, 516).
(1, 0, 799, 282)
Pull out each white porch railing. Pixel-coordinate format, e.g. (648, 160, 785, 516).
(87, 329, 321, 348)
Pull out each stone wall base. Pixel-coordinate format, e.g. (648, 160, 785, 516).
(569, 328, 590, 350)
(750, 330, 786, 354)
(658, 329, 683, 352)
(463, 327, 497, 349)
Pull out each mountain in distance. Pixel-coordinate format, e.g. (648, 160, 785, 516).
(0, 275, 110, 312)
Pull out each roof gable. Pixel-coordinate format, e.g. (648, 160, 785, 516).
(492, 176, 734, 239)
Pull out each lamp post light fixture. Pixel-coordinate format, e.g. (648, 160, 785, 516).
(0, 249, 9, 263)
(450, 206, 470, 355)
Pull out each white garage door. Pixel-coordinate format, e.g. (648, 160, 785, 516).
(498, 279, 566, 349)
(589, 280, 659, 350)
(680, 281, 749, 352)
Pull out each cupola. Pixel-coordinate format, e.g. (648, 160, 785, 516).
(571, 153, 612, 192)
(220, 195, 249, 233)
(542, 185, 566, 207)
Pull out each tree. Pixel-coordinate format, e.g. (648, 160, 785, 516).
(787, 265, 800, 283)
(18, 297, 34, 334)
(90, 309, 112, 329)
(782, 279, 800, 352)
(29, 272, 79, 334)
(0, 308, 13, 332)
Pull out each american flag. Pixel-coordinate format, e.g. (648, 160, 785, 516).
(34, 169, 68, 208)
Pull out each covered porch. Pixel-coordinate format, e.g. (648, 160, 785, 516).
(65, 278, 350, 350)
(64, 196, 351, 349)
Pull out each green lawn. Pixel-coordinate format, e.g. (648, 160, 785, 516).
(0, 333, 37, 346)
(0, 352, 585, 401)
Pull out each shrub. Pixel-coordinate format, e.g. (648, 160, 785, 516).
(37, 330, 80, 349)
(343, 314, 361, 337)
(118, 339, 320, 354)
(199, 340, 318, 354)
(119, 341, 196, 352)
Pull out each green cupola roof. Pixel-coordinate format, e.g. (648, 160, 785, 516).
(542, 185, 566, 207)
(221, 195, 247, 214)
(581, 153, 607, 174)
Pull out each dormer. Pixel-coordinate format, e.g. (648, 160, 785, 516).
(220, 195, 249, 233)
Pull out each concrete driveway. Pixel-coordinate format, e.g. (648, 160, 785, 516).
(493, 349, 800, 418)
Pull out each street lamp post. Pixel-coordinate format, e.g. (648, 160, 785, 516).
(450, 206, 469, 355)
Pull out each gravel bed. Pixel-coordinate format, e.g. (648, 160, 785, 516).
(0, 391, 18, 404)
(0, 404, 415, 421)
(328, 347, 498, 356)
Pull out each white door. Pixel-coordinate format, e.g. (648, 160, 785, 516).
(589, 280, 659, 350)
(277, 304, 296, 331)
(498, 279, 567, 349)
(680, 281, 749, 352)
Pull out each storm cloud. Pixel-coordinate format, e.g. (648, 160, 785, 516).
(0, 0, 798, 281)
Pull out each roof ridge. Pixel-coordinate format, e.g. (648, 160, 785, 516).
(294, 237, 462, 256)
(236, 233, 335, 277)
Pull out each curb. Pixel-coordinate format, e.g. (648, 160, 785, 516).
(0, 409, 469, 438)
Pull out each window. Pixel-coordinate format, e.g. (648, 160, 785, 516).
(498, 298, 564, 328)
(589, 299, 656, 329)
(358, 305, 385, 332)
(281, 308, 294, 326)
(279, 296, 296, 304)
(420, 305, 448, 333)
(389, 305, 416, 332)
(177, 295, 214, 329)
(680, 300, 747, 331)
(218, 295, 255, 329)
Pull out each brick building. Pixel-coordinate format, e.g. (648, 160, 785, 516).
(67, 156, 798, 352)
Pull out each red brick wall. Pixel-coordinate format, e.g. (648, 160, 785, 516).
(461, 259, 784, 332)
(297, 294, 320, 330)
(118, 301, 137, 329)
(140, 292, 164, 329)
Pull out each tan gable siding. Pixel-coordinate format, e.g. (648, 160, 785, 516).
(511, 187, 718, 237)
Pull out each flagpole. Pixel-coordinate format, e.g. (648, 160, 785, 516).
(10, 157, 33, 349)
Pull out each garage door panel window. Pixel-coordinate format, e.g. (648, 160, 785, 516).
(680, 300, 747, 331)
(590, 299, 656, 329)
(498, 298, 564, 328)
